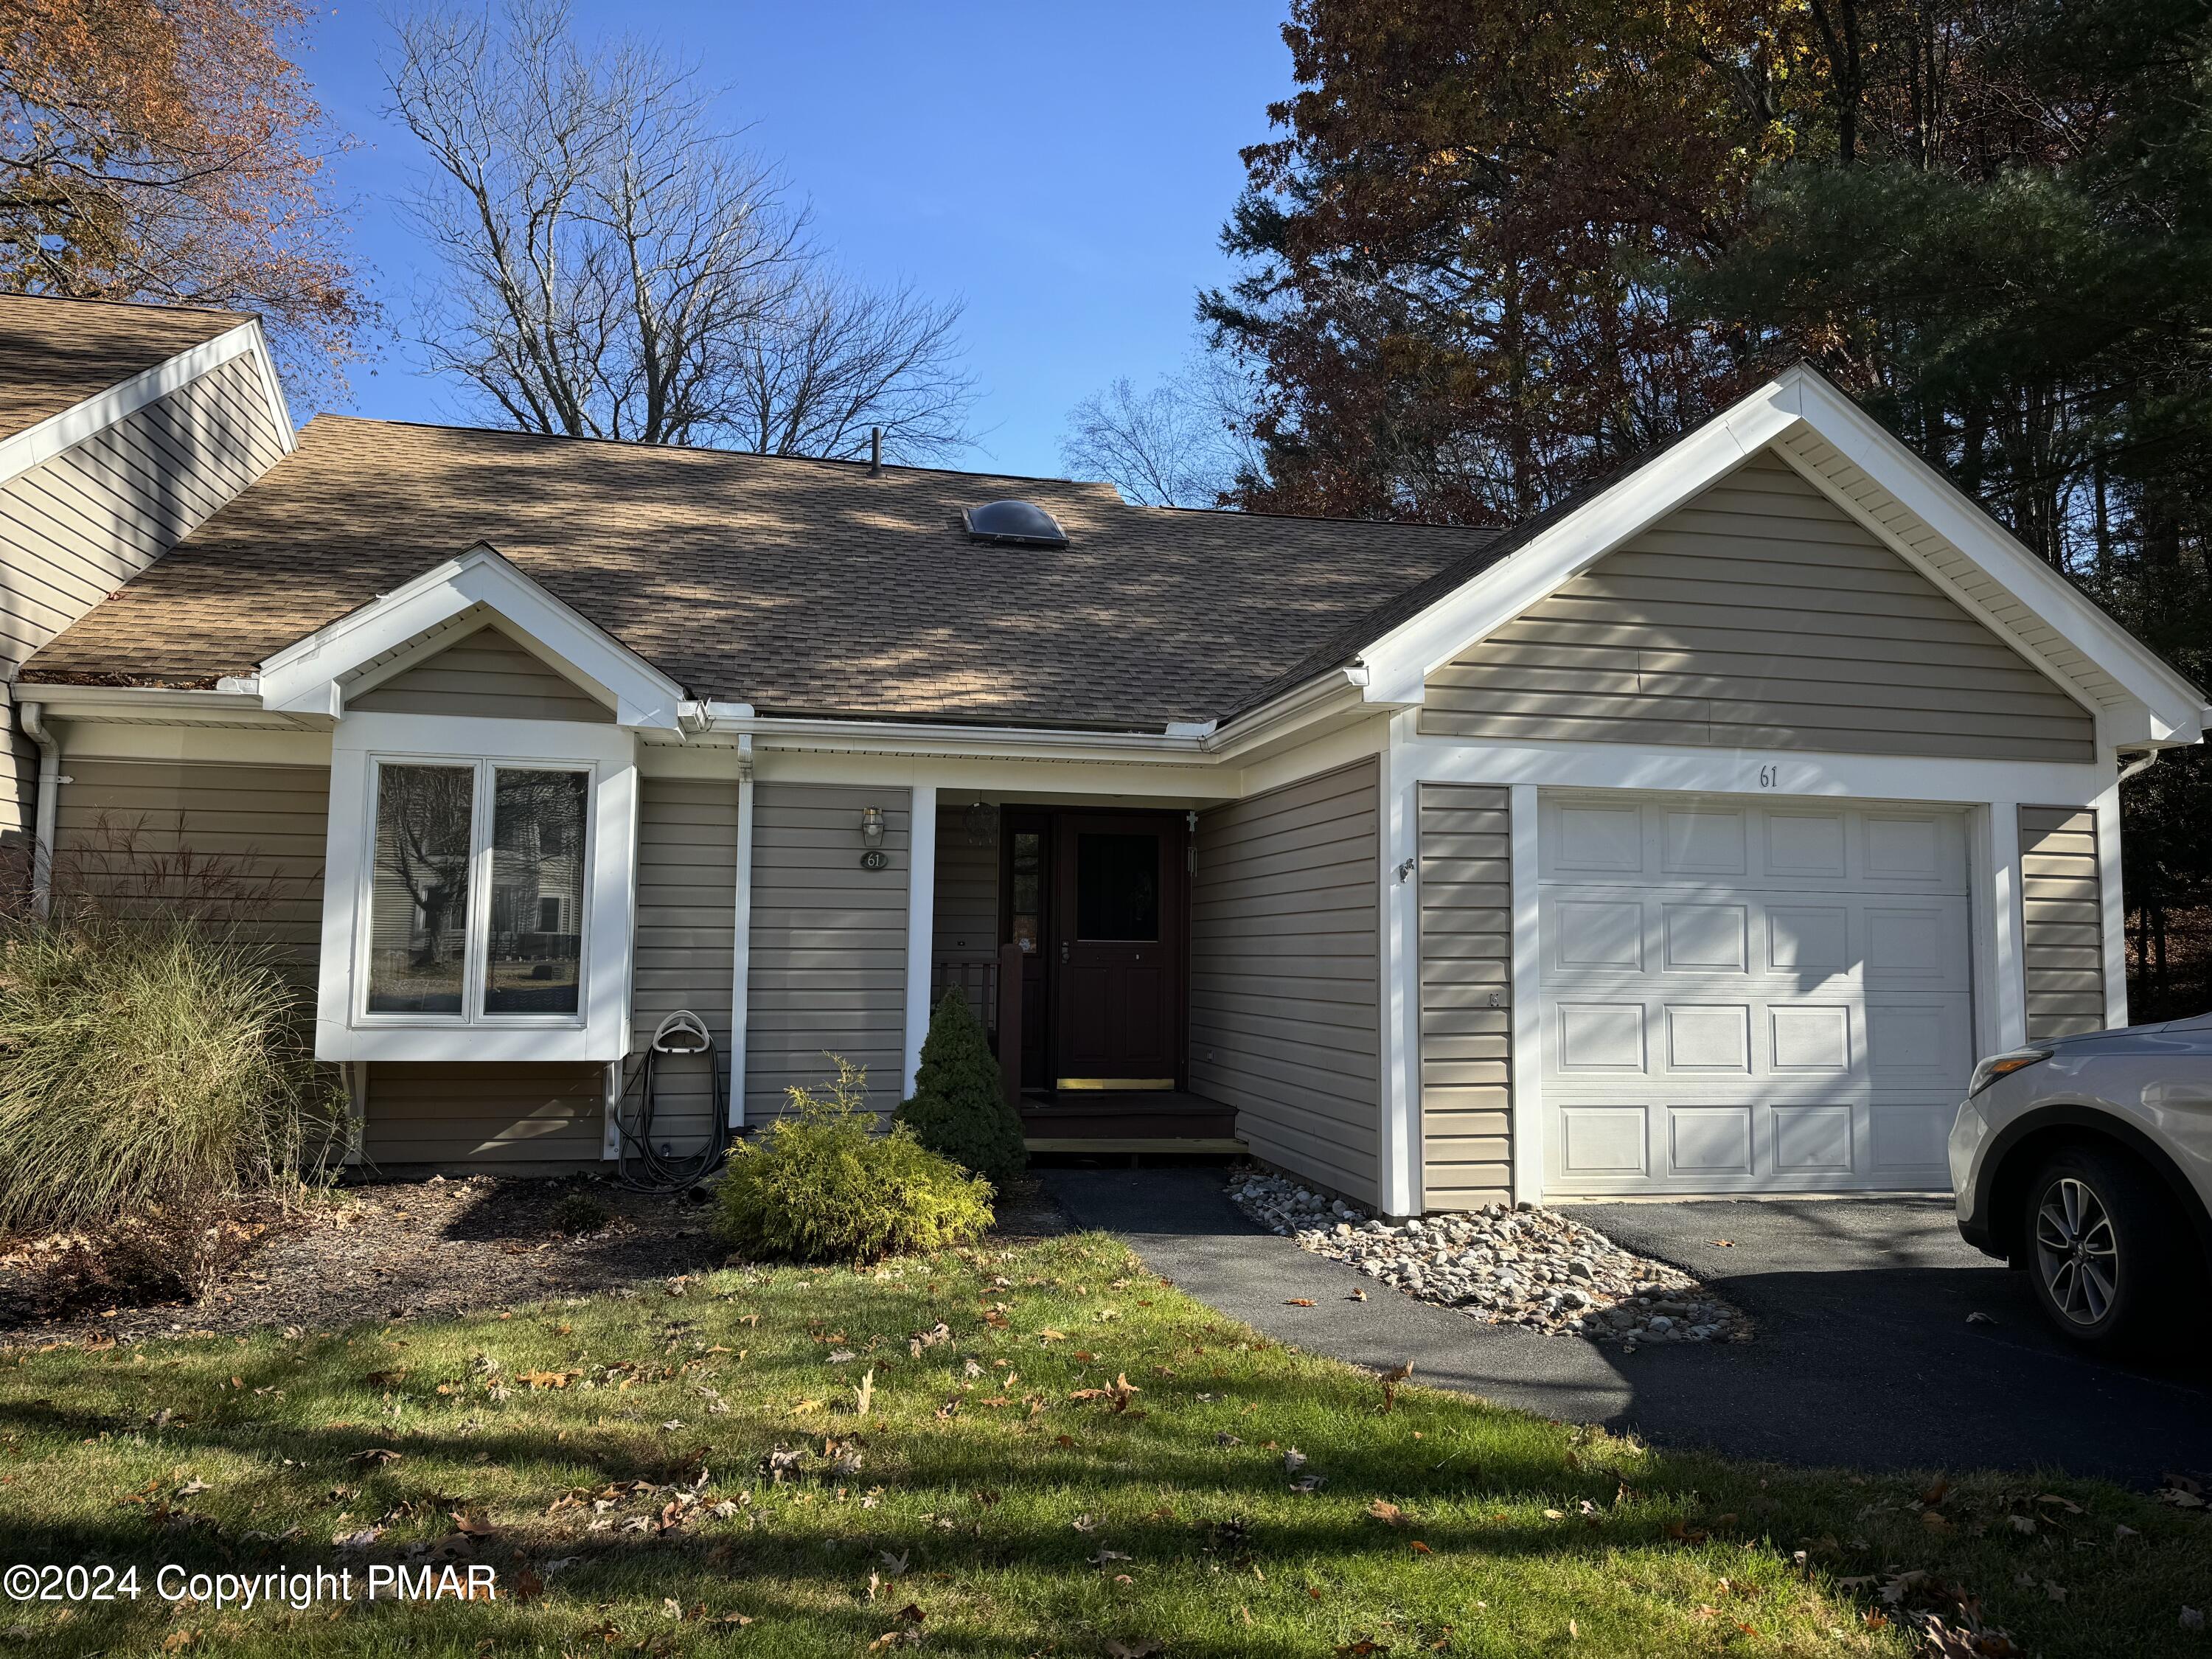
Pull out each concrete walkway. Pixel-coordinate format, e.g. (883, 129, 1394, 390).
(1043, 1166, 2212, 1484)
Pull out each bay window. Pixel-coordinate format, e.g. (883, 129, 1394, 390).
(362, 758, 593, 1024)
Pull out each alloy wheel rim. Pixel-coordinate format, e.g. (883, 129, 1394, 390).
(2034, 1177, 2120, 1327)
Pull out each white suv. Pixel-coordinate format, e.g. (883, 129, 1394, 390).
(1950, 1012, 2212, 1351)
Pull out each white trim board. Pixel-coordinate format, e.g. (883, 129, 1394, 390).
(0, 317, 295, 488)
(259, 544, 685, 730)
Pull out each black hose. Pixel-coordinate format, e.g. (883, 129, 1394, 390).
(612, 1016, 731, 1194)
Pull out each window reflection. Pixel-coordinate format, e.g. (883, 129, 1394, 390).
(366, 763, 476, 1013)
(484, 768, 588, 1015)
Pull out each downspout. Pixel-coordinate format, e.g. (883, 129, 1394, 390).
(728, 732, 754, 1134)
(2116, 748, 2160, 786)
(17, 700, 60, 918)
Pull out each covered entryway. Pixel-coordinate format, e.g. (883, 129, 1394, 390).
(1539, 792, 1973, 1195)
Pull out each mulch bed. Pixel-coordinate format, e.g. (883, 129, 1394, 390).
(0, 1171, 1073, 1349)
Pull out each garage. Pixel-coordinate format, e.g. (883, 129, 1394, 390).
(1538, 792, 1975, 1196)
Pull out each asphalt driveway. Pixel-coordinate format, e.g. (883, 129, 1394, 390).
(1043, 1166, 2212, 1484)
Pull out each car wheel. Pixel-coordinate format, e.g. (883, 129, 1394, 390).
(2024, 1145, 2189, 1352)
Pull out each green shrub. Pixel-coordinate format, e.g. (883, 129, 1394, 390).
(0, 909, 338, 1234)
(894, 989, 1026, 1186)
(719, 1056, 992, 1262)
(549, 1191, 612, 1235)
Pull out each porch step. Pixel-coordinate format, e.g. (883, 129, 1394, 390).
(1024, 1136, 1248, 1155)
(1018, 1088, 1237, 1143)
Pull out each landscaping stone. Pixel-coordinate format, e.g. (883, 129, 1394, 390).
(1227, 1169, 1750, 1343)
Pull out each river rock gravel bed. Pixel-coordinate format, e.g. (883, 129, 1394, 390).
(1229, 1172, 1750, 1346)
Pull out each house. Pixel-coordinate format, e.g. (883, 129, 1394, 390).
(2, 294, 2203, 1215)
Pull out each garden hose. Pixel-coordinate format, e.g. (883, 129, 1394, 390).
(613, 1010, 731, 1194)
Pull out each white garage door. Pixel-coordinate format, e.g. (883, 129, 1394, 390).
(1540, 793, 1974, 1195)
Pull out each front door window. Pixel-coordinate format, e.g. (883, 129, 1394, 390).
(1075, 832, 1161, 942)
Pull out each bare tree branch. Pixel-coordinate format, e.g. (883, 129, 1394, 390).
(1060, 352, 1265, 507)
(386, 0, 974, 459)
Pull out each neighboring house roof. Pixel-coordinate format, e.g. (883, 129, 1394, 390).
(22, 414, 1495, 730)
(0, 293, 251, 442)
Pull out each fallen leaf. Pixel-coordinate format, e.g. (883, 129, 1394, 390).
(1966, 1311, 1998, 1326)
(1285, 1298, 1317, 1307)
(1410, 1540, 1433, 1554)
(1367, 1499, 1410, 1526)
(2183, 1607, 2205, 1632)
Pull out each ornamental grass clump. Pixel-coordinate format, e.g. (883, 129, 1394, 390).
(894, 988, 1027, 1187)
(0, 908, 338, 1237)
(717, 1056, 993, 1262)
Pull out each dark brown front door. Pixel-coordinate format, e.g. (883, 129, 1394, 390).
(1051, 813, 1183, 1090)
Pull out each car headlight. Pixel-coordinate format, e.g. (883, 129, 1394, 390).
(1966, 1048, 2051, 1098)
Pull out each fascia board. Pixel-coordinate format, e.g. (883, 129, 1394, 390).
(1782, 370, 2206, 740)
(1357, 385, 1806, 706)
(0, 320, 293, 489)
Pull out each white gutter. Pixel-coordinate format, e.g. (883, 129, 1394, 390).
(683, 668, 1381, 768)
(17, 701, 60, 918)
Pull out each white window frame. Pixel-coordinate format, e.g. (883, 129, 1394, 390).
(353, 754, 597, 1032)
(317, 712, 639, 1063)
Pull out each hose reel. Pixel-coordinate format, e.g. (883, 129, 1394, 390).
(613, 1009, 731, 1194)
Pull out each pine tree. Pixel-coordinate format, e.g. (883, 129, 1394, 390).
(893, 990, 1026, 1189)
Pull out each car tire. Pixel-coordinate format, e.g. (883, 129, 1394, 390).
(2023, 1144, 2193, 1353)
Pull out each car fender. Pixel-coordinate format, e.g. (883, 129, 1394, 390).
(1966, 1101, 2212, 1266)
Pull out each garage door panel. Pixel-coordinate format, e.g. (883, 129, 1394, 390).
(1552, 802, 1645, 873)
(1542, 793, 1971, 1196)
(1660, 806, 1750, 875)
(1663, 1004, 1752, 1073)
(1773, 1103, 1855, 1172)
(1764, 811, 1848, 877)
(1662, 903, 1749, 971)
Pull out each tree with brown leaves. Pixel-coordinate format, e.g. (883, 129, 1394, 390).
(0, 0, 366, 397)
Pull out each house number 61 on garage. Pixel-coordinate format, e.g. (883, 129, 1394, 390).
(2, 1563, 503, 1607)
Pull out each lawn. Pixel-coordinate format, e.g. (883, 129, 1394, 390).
(0, 1231, 2205, 1657)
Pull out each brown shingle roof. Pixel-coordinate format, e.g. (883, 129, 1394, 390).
(24, 415, 1503, 730)
(0, 294, 251, 442)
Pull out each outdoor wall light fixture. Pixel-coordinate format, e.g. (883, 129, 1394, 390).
(860, 805, 888, 871)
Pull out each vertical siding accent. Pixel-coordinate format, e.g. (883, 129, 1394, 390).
(627, 775, 740, 1155)
(364, 1061, 605, 1166)
(931, 798, 999, 1027)
(745, 783, 910, 1122)
(51, 757, 328, 975)
(1191, 758, 1382, 1205)
(351, 625, 614, 722)
(1418, 784, 1514, 1208)
(1420, 451, 2096, 762)
(2021, 806, 2107, 1040)
(0, 353, 287, 843)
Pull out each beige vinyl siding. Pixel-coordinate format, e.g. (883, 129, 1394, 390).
(0, 354, 286, 842)
(52, 757, 327, 975)
(1422, 450, 2096, 762)
(364, 1061, 605, 1166)
(745, 783, 910, 1123)
(1191, 759, 1382, 1206)
(1, 717, 27, 852)
(351, 624, 613, 722)
(627, 776, 740, 1155)
(2021, 806, 2107, 1040)
(1418, 784, 1513, 1208)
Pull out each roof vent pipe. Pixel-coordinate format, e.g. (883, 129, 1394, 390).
(868, 427, 881, 476)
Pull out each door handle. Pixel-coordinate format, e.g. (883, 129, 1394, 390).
(1060, 939, 1070, 964)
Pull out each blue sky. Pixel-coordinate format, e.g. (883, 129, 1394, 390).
(296, 1, 1292, 479)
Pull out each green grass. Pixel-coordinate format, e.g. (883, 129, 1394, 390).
(0, 1233, 2205, 1656)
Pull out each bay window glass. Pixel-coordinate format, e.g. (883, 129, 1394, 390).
(362, 758, 591, 1022)
(366, 763, 476, 1013)
(484, 768, 587, 1015)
